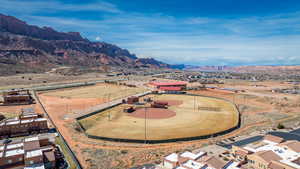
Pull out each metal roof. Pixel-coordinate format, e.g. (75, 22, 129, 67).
(159, 86, 182, 91)
(150, 81, 187, 86)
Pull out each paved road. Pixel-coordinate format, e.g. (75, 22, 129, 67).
(219, 136, 263, 149)
(0, 78, 127, 93)
(290, 128, 300, 135)
(269, 131, 300, 141)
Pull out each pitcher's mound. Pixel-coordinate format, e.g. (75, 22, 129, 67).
(129, 108, 176, 119)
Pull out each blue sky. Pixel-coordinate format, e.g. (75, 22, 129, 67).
(1, 0, 300, 66)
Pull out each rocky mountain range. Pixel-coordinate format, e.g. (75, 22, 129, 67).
(0, 14, 169, 75)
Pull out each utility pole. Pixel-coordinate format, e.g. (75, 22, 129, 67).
(66, 104, 68, 114)
(108, 93, 111, 121)
(194, 95, 196, 111)
(144, 107, 147, 144)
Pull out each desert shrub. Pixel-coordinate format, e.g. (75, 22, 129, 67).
(277, 123, 285, 129)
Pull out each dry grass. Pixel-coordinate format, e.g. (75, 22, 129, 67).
(43, 83, 147, 100)
(79, 94, 239, 140)
(0, 104, 35, 119)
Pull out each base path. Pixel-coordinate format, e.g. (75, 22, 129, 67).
(129, 108, 176, 119)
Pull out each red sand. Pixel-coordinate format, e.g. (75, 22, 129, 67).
(156, 100, 183, 106)
(129, 108, 176, 119)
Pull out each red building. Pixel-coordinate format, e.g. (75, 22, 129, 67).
(2, 90, 35, 105)
(127, 96, 139, 104)
(159, 86, 182, 91)
(151, 101, 168, 108)
(150, 81, 187, 91)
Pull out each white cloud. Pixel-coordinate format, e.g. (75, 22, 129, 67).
(1, 0, 300, 65)
(95, 36, 102, 41)
(0, 0, 121, 14)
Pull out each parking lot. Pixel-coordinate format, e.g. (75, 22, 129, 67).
(218, 127, 300, 149)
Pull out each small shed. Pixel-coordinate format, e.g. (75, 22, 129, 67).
(151, 101, 168, 108)
(127, 96, 139, 104)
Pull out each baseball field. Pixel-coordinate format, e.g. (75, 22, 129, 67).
(79, 94, 239, 141)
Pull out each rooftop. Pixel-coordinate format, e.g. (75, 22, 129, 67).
(5, 94, 30, 97)
(268, 162, 286, 169)
(26, 149, 43, 158)
(6, 143, 23, 150)
(24, 163, 45, 169)
(6, 120, 20, 125)
(205, 156, 226, 169)
(21, 108, 35, 114)
(25, 137, 39, 142)
(225, 161, 240, 169)
(264, 135, 284, 144)
(22, 114, 38, 118)
(35, 118, 47, 122)
(180, 151, 206, 160)
(159, 86, 182, 91)
(44, 151, 56, 162)
(280, 140, 300, 153)
(244, 139, 300, 168)
(0, 145, 4, 151)
(5, 148, 24, 157)
(165, 153, 178, 162)
(21, 119, 34, 123)
(182, 160, 206, 169)
(256, 150, 282, 163)
(24, 141, 40, 151)
(151, 81, 187, 86)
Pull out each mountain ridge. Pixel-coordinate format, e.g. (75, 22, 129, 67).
(0, 13, 169, 75)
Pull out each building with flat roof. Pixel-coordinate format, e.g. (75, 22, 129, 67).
(0, 108, 48, 138)
(2, 89, 35, 105)
(149, 81, 187, 91)
(162, 151, 237, 169)
(0, 135, 60, 169)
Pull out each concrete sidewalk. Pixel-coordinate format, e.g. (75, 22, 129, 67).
(71, 91, 152, 119)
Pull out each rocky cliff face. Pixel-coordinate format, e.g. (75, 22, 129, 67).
(135, 58, 169, 68)
(0, 14, 168, 75)
(0, 14, 86, 41)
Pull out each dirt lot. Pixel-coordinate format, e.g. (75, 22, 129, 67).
(79, 94, 239, 140)
(41, 83, 147, 100)
(0, 104, 43, 119)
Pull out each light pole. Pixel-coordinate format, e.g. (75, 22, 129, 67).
(194, 95, 196, 111)
(144, 107, 147, 144)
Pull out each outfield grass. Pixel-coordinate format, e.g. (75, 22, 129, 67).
(79, 94, 239, 141)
